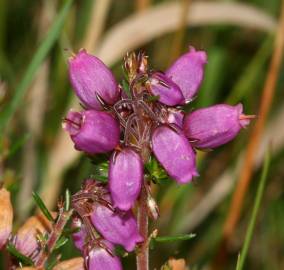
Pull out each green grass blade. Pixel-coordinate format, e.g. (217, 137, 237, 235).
(236, 149, 271, 270)
(6, 243, 34, 266)
(32, 191, 54, 222)
(154, 233, 196, 243)
(0, 0, 73, 133)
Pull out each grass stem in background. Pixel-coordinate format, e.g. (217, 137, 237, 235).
(213, 0, 284, 267)
(0, 0, 73, 134)
(169, 0, 191, 64)
(236, 149, 270, 270)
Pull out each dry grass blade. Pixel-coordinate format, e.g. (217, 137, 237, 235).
(80, 0, 112, 51)
(169, 0, 192, 64)
(97, 1, 276, 65)
(40, 1, 277, 209)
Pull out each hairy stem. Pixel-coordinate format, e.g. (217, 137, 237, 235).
(136, 183, 149, 270)
(35, 209, 73, 268)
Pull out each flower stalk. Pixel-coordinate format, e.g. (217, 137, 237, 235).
(136, 183, 149, 270)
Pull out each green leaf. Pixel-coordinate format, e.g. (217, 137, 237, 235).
(236, 149, 270, 270)
(0, 0, 73, 134)
(146, 95, 160, 102)
(114, 245, 128, 257)
(64, 189, 71, 211)
(54, 236, 69, 250)
(32, 191, 54, 222)
(6, 243, 34, 266)
(90, 174, 108, 183)
(122, 79, 131, 98)
(145, 156, 171, 184)
(153, 233, 196, 243)
(150, 233, 196, 250)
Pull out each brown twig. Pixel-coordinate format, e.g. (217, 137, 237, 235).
(213, 0, 284, 267)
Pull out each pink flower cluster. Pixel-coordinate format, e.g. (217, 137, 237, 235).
(62, 47, 252, 269)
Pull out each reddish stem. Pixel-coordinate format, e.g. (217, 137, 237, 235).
(35, 209, 73, 268)
(136, 183, 149, 270)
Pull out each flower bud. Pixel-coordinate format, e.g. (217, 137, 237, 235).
(109, 148, 143, 211)
(152, 125, 198, 184)
(53, 257, 84, 270)
(146, 195, 159, 220)
(69, 49, 120, 110)
(15, 214, 53, 257)
(88, 241, 122, 270)
(166, 46, 207, 101)
(149, 72, 184, 106)
(63, 110, 120, 155)
(183, 104, 251, 149)
(167, 108, 184, 127)
(0, 188, 13, 249)
(91, 205, 143, 252)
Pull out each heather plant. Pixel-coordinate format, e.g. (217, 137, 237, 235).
(0, 47, 253, 270)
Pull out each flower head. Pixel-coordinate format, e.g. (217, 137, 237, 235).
(64, 47, 252, 267)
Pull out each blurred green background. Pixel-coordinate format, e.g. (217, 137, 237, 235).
(0, 0, 283, 269)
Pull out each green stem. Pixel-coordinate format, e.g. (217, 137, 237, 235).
(236, 149, 270, 270)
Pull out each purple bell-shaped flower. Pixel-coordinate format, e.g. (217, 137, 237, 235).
(166, 46, 207, 102)
(149, 72, 185, 106)
(69, 49, 120, 110)
(88, 241, 122, 270)
(152, 125, 198, 184)
(63, 110, 120, 155)
(91, 204, 143, 252)
(183, 104, 252, 149)
(109, 147, 143, 211)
